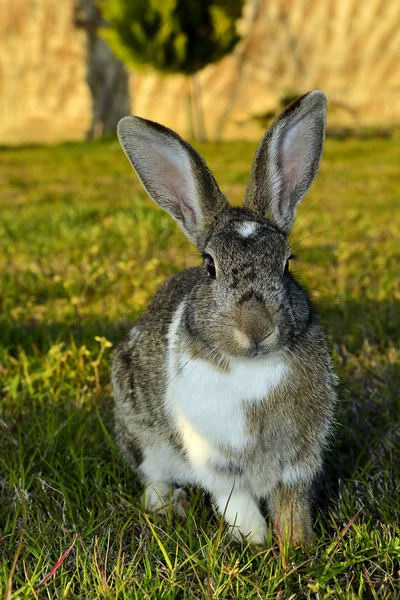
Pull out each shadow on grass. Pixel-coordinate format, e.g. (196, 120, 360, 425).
(0, 316, 141, 356)
(315, 299, 400, 527)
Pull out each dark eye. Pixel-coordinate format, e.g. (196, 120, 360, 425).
(203, 254, 216, 278)
(284, 254, 296, 274)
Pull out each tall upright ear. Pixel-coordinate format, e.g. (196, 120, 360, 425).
(243, 91, 327, 233)
(117, 116, 229, 248)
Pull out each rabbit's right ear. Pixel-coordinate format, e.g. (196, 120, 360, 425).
(117, 117, 229, 249)
(243, 91, 327, 234)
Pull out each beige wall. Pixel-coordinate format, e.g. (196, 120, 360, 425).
(0, 0, 91, 143)
(132, 0, 400, 139)
(1, 0, 399, 143)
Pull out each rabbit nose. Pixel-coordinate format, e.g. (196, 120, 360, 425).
(246, 331, 276, 357)
(237, 298, 275, 347)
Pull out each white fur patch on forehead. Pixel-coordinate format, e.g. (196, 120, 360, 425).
(236, 221, 258, 238)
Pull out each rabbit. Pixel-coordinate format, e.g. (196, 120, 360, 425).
(111, 90, 337, 547)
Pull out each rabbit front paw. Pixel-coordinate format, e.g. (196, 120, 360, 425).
(214, 488, 267, 546)
(142, 483, 189, 517)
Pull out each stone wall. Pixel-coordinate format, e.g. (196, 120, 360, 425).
(1, 0, 399, 143)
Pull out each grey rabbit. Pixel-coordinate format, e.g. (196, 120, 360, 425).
(111, 91, 337, 546)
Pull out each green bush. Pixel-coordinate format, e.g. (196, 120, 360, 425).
(100, 0, 243, 75)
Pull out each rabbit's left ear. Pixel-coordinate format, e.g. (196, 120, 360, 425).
(117, 116, 229, 249)
(243, 91, 327, 233)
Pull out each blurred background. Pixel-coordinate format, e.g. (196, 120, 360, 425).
(2, 0, 400, 144)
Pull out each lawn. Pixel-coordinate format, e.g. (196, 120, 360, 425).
(0, 134, 399, 598)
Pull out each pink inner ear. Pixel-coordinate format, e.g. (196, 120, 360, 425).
(162, 168, 195, 219)
(147, 139, 198, 225)
(281, 119, 309, 201)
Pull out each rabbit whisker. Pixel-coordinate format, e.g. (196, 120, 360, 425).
(258, 331, 274, 344)
(307, 287, 347, 300)
(166, 342, 210, 387)
(291, 185, 347, 233)
(290, 226, 347, 249)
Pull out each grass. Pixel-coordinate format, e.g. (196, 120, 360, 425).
(0, 134, 399, 598)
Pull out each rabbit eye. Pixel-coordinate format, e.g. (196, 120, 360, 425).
(203, 254, 216, 278)
(284, 254, 296, 274)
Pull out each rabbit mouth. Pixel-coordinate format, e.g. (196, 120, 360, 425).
(233, 327, 278, 358)
(252, 330, 278, 355)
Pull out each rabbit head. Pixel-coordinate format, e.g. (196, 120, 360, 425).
(117, 91, 327, 360)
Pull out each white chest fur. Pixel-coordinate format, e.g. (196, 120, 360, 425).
(165, 303, 287, 472)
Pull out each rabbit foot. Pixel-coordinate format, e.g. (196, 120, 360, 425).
(215, 488, 267, 547)
(171, 487, 190, 518)
(230, 520, 268, 547)
(268, 482, 314, 547)
(142, 481, 171, 513)
(142, 483, 189, 517)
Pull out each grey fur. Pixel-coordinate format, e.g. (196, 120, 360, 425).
(111, 91, 337, 546)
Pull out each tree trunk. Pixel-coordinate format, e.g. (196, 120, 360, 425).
(186, 76, 195, 140)
(74, 0, 130, 139)
(192, 74, 206, 142)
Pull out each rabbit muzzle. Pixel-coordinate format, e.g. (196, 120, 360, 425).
(233, 297, 278, 357)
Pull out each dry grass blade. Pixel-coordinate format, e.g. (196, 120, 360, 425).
(340, 509, 362, 536)
(35, 534, 77, 591)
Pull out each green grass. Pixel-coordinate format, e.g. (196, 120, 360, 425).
(0, 135, 399, 598)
